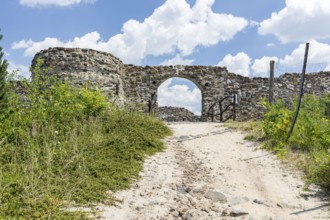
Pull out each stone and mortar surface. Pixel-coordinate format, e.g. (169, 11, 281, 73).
(32, 47, 330, 121)
(32, 47, 126, 105)
(157, 106, 200, 122)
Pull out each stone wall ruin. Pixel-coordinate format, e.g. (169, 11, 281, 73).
(157, 106, 200, 122)
(32, 47, 330, 121)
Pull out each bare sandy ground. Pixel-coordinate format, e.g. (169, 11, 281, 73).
(99, 122, 329, 220)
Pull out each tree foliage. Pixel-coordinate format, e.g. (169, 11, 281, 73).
(0, 29, 9, 111)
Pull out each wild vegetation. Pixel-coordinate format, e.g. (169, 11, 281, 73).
(227, 95, 330, 191)
(0, 59, 172, 219)
(261, 95, 330, 189)
(0, 30, 9, 113)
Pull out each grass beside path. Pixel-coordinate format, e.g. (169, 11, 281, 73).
(0, 59, 172, 219)
(0, 109, 172, 219)
(224, 94, 330, 193)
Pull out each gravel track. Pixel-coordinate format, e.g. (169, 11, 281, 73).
(99, 122, 329, 220)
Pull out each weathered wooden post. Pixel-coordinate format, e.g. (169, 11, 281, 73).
(286, 42, 310, 142)
(219, 101, 223, 122)
(269, 60, 275, 104)
(148, 92, 157, 114)
(233, 94, 237, 121)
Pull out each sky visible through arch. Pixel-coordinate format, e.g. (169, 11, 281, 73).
(158, 77, 202, 115)
(1, 0, 330, 111)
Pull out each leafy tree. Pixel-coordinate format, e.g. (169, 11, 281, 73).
(0, 29, 9, 111)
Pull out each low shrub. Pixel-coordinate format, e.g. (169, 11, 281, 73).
(0, 59, 172, 218)
(261, 95, 330, 189)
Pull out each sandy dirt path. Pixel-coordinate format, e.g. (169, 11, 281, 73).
(99, 122, 329, 220)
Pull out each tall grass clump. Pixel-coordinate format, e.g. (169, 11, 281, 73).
(0, 59, 172, 219)
(261, 95, 330, 189)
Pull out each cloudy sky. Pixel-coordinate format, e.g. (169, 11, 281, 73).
(1, 0, 330, 114)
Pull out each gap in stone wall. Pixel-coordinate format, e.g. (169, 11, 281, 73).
(157, 77, 202, 122)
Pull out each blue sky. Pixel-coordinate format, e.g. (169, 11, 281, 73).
(1, 0, 330, 114)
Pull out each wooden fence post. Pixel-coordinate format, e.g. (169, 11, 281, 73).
(269, 60, 275, 104)
(286, 42, 310, 142)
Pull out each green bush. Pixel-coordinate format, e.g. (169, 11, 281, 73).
(261, 99, 293, 155)
(290, 95, 330, 152)
(0, 59, 172, 219)
(261, 94, 330, 189)
(0, 30, 9, 113)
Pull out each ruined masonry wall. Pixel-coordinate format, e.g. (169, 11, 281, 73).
(123, 65, 225, 120)
(32, 47, 126, 104)
(157, 106, 200, 122)
(32, 47, 330, 121)
(221, 72, 330, 120)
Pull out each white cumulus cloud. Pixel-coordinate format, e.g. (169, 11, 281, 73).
(13, 0, 248, 65)
(251, 56, 279, 77)
(280, 40, 330, 69)
(20, 0, 96, 7)
(111, 0, 248, 63)
(258, 0, 330, 43)
(12, 32, 110, 57)
(157, 78, 202, 115)
(217, 52, 251, 76)
(160, 54, 194, 66)
(7, 61, 30, 78)
(217, 41, 330, 77)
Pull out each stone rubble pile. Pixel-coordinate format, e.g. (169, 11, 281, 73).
(156, 106, 200, 122)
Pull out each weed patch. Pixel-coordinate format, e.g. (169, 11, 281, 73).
(225, 94, 330, 191)
(0, 60, 172, 218)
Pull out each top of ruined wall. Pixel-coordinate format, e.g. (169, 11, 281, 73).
(277, 72, 330, 93)
(219, 71, 330, 120)
(123, 64, 227, 90)
(32, 47, 330, 90)
(32, 47, 124, 77)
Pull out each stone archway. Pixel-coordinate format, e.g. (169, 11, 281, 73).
(123, 65, 225, 121)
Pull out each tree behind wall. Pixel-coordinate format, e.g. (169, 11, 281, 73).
(0, 29, 9, 112)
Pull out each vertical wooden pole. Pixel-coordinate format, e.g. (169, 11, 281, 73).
(233, 94, 236, 121)
(269, 60, 275, 104)
(286, 42, 309, 142)
(220, 101, 223, 122)
(148, 92, 156, 114)
(211, 106, 214, 122)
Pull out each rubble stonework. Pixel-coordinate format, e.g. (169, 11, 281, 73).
(157, 106, 200, 122)
(32, 47, 330, 121)
(32, 47, 126, 105)
(122, 64, 224, 121)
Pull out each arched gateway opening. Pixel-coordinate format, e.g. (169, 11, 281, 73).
(142, 65, 224, 122)
(157, 77, 202, 122)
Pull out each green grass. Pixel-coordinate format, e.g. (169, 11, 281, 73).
(261, 95, 330, 189)
(225, 120, 262, 141)
(0, 59, 172, 219)
(225, 95, 330, 191)
(0, 110, 171, 219)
